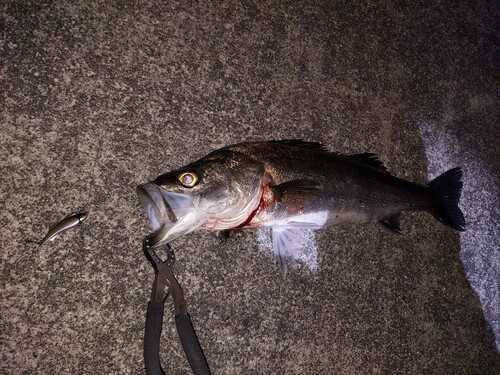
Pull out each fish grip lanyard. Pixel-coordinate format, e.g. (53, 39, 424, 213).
(143, 238, 211, 375)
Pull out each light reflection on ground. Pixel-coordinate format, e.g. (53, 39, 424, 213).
(418, 119, 500, 351)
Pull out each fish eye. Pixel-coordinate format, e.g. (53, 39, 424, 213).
(178, 171, 199, 187)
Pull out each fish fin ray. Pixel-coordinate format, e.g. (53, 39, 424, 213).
(272, 228, 289, 277)
(271, 228, 318, 277)
(379, 213, 402, 233)
(271, 179, 321, 208)
(270, 140, 329, 152)
(348, 153, 388, 172)
(428, 167, 465, 231)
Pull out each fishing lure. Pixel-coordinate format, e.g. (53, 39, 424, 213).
(40, 212, 87, 245)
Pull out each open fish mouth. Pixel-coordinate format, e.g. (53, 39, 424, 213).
(137, 183, 175, 231)
(137, 183, 199, 246)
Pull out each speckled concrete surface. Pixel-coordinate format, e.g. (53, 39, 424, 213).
(2, 1, 499, 374)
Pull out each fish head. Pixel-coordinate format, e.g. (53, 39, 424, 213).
(137, 150, 265, 247)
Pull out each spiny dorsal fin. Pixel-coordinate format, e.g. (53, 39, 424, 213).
(271, 179, 321, 207)
(270, 140, 329, 152)
(379, 213, 402, 233)
(348, 153, 387, 172)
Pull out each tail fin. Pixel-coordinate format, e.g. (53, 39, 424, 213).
(428, 167, 466, 231)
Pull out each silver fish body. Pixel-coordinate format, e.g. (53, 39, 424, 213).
(137, 141, 465, 275)
(40, 212, 87, 245)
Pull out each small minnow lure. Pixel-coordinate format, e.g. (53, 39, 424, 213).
(40, 212, 87, 245)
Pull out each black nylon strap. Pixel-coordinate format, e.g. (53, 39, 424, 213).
(176, 313, 211, 375)
(144, 302, 165, 375)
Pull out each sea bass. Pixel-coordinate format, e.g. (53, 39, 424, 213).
(137, 140, 465, 275)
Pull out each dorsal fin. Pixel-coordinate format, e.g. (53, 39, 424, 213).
(348, 153, 387, 171)
(270, 140, 328, 152)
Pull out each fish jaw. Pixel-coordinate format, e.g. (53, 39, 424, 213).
(137, 183, 204, 247)
(137, 176, 265, 245)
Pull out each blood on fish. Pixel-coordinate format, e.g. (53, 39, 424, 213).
(235, 184, 275, 229)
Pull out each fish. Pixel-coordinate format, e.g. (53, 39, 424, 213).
(137, 140, 465, 276)
(40, 212, 87, 245)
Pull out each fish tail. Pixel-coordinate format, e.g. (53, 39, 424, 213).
(428, 167, 466, 231)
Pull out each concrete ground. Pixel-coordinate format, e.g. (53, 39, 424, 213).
(2, 1, 499, 374)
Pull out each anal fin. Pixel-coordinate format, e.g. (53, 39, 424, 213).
(379, 213, 402, 233)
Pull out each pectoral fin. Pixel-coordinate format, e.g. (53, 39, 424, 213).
(270, 179, 321, 209)
(271, 227, 318, 277)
